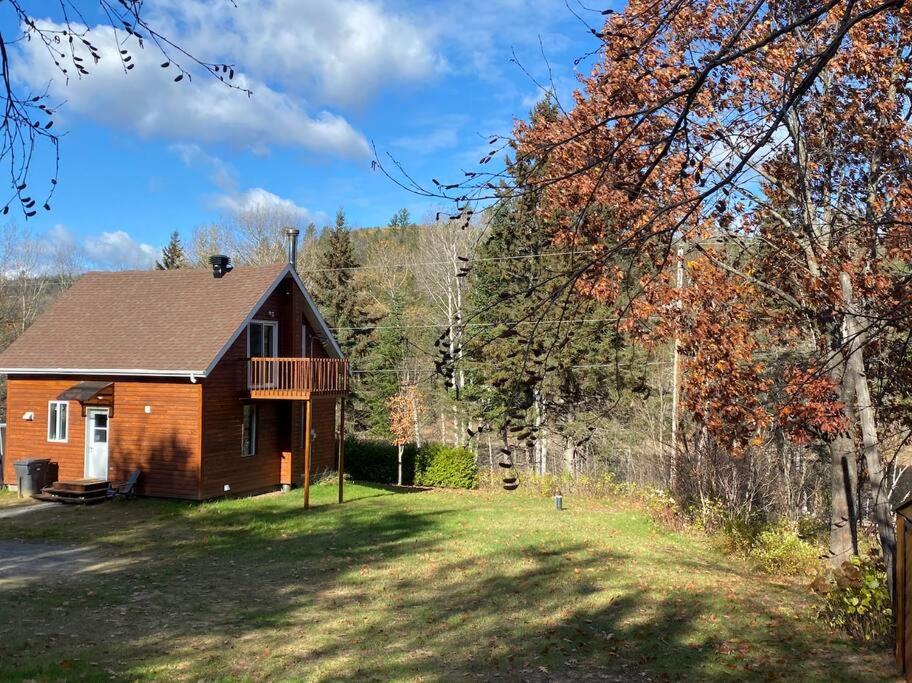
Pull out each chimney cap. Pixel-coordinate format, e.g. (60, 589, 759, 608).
(208, 254, 233, 279)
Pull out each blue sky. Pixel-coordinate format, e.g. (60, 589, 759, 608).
(4, 1, 606, 269)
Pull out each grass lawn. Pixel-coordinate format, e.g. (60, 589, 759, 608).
(0, 483, 898, 681)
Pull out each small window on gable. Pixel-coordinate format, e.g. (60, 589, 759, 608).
(48, 401, 69, 443)
(242, 404, 257, 457)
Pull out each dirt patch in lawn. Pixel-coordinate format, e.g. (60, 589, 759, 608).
(0, 540, 131, 589)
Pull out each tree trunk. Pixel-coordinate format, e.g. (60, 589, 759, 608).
(828, 345, 859, 566)
(411, 396, 422, 448)
(563, 439, 576, 477)
(533, 387, 546, 475)
(841, 272, 896, 597)
(827, 431, 858, 566)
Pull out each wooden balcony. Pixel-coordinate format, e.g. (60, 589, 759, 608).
(247, 357, 349, 399)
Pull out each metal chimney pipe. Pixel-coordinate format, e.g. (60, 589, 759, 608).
(285, 227, 300, 269)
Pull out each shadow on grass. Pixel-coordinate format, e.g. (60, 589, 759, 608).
(0, 484, 896, 682)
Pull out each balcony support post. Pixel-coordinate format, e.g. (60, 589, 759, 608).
(303, 398, 313, 510)
(338, 397, 346, 504)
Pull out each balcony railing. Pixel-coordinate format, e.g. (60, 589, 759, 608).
(247, 357, 349, 399)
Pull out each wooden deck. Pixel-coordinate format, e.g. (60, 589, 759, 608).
(34, 479, 110, 505)
(248, 357, 349, 400)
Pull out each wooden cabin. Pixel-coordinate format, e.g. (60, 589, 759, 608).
(0, 243, 348, 501)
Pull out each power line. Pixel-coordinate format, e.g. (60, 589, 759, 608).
(330, 317, 619, 332)
(349, 359, 673, 374)
(302, 247, 599, 273)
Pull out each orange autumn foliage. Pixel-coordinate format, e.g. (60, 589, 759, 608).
(516, 1, 912, 454)
(387, 385, 421, 447)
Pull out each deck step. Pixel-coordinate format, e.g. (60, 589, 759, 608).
(47, 479, 109, 494)
(33, 492, 108, 505)
(37, 479, 110, 505)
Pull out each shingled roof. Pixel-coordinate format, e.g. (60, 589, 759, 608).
(0, 263, 342, 377)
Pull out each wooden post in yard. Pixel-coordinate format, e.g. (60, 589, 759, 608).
(897, 511, 905, 672)
(338, 397, 345, 504)
(304, 398, 313, 510)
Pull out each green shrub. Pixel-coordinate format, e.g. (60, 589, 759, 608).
(811, 548, 892, 643)
(714, 516, 761, 557)
(748, 524, 819, 576)
(692, 504, 820, 576)
(344, 437, 417, 484)
(415, 443, 478, 489)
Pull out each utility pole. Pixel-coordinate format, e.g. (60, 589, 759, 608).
(670, 245, 685, 491)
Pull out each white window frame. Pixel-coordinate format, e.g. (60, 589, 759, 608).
(48, 400, 69, 443)
(247, 320, 278, 358)
(242, 404, 257, 457)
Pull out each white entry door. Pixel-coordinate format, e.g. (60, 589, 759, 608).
(84, 408, 110, 480)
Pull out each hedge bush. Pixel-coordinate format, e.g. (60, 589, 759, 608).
(811, 548, 892, 643)
(748, 524, 819, 576)
(344, 437, 417, 484)
(415, 443, 478, 489)
(343, 438, 478, 489)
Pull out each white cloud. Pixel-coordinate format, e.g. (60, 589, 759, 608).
(212, 188, 317, 222)
(150, 0, 442, 109)
(9, 225, 157, 272)
(170, 146, 325, 224)
(170, 143, 238, 192)
(13, 20, 371, 158)
(83, 230, 158, 270)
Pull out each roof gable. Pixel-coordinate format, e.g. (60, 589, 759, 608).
(0, 264, 342, 377)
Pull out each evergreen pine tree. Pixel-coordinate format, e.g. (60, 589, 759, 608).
(387, 207, 417, 245)
(310, 209, 374, 431)
(310, 209, 370, 358)
(156, 231, 187, 270)
(465, 99, 627, 459)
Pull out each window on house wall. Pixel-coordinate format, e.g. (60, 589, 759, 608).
(247, 321, 278, 358)
(48, 401, 68, 442)
(242, 404, 257, 456)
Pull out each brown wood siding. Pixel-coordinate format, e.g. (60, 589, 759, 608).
(199, 274, 337, 498)
(200, 329, 285, 498)
(310, 396, 337, 474)
(3, 377, 201, 499)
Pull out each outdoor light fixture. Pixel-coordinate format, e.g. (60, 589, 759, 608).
(21, 411, 34, 421)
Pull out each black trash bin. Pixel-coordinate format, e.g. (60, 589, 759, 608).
(13, 458, 53, 498)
